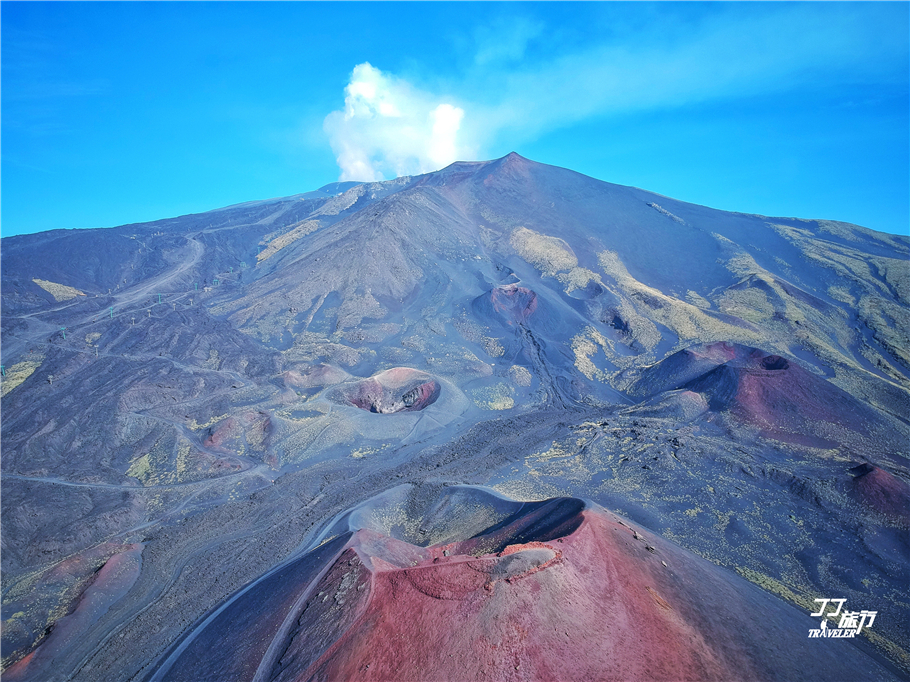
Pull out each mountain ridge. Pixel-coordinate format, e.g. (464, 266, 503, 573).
(1, 153, 908, 681)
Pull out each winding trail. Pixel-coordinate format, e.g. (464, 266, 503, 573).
(113, 236, 205, 310)
(4, 235, 205, 337)
(3, 463, 268, 491)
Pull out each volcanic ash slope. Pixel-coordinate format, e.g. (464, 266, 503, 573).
(0, 153, 908, 680)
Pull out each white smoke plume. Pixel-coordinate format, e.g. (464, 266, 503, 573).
(324, 63, 469, 182)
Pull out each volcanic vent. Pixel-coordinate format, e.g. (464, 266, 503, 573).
(328, 367, 441, 414)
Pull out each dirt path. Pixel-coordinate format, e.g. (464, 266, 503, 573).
(113, 236, 205, 309)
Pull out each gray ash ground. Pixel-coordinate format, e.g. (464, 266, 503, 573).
(2, 154, 908, 681)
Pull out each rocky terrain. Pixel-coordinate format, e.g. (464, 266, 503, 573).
(1, 153, 908, 681)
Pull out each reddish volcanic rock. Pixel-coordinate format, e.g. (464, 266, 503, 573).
(490, 284, 538, 325)
(629, 342, 881, 447)
(202, 416, 242, 448)
(202, 411, 272, 453)
(472, 283, 542, 330)
(5, 544, 143, 682)
(298, 513, 740, 682)
(849, 463, 910, 526)
(148, 486, 897, 682)
(328, 367, 441, 414)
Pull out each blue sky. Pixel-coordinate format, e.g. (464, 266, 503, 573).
(2, 2, 908, 237)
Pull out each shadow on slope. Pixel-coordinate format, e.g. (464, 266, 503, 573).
(626, 342, 904, 453)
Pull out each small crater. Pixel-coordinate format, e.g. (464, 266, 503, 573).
(760, 355, 789, 371)
(330, 368, 441, 414)
(490, 284, 538, 324)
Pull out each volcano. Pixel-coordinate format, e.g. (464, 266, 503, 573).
(625, 341, 899, 448)
(2, 154, 908, 681)
(145, 485, 899, 682)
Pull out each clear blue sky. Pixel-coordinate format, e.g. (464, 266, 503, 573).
(2, 2, 908, 237)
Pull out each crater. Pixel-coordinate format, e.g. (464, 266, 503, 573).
(489, 284, 538, 324)
(567, 280, 605, 300)
(146, 484, 890, 682)
(329, 367, 441, 414)
(760, 355, 789, 371)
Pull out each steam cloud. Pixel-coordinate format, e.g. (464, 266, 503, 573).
(324, 63, 469, 182)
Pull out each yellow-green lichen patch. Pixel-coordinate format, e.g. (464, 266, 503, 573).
(1, 358, 44, 397)
(529, 440, 575, 462)
(126, 454, 152, 483)
(284, 332, 376, 368)
(186, 414, 231, 431)
(815, 219, 863, 243)
(470, 382, 515, 411)
(718, 285, 776, 324)
(557, 266, 602, 293)
(598, 248, 760, 350)
(175, 440, 193, 476)
(480, 336, 504, 358)
(337, 291, 387, 329)
(736, 566, 814, 611)
(510, 226, 606, 295)
(570, 327, 613, 381)
(452, 314, 505, 360)
(685, 291, 711, 309)
(257, 220, 321, 262)
(735, 565, 909, 670)
(424, 343, 493, 380)
(827, 285, 855, 306)
(509, 365, 532, 387)
(510, 226, 577, 276)
(857, 294, 910, 369)
(32, 278, 86, 302)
